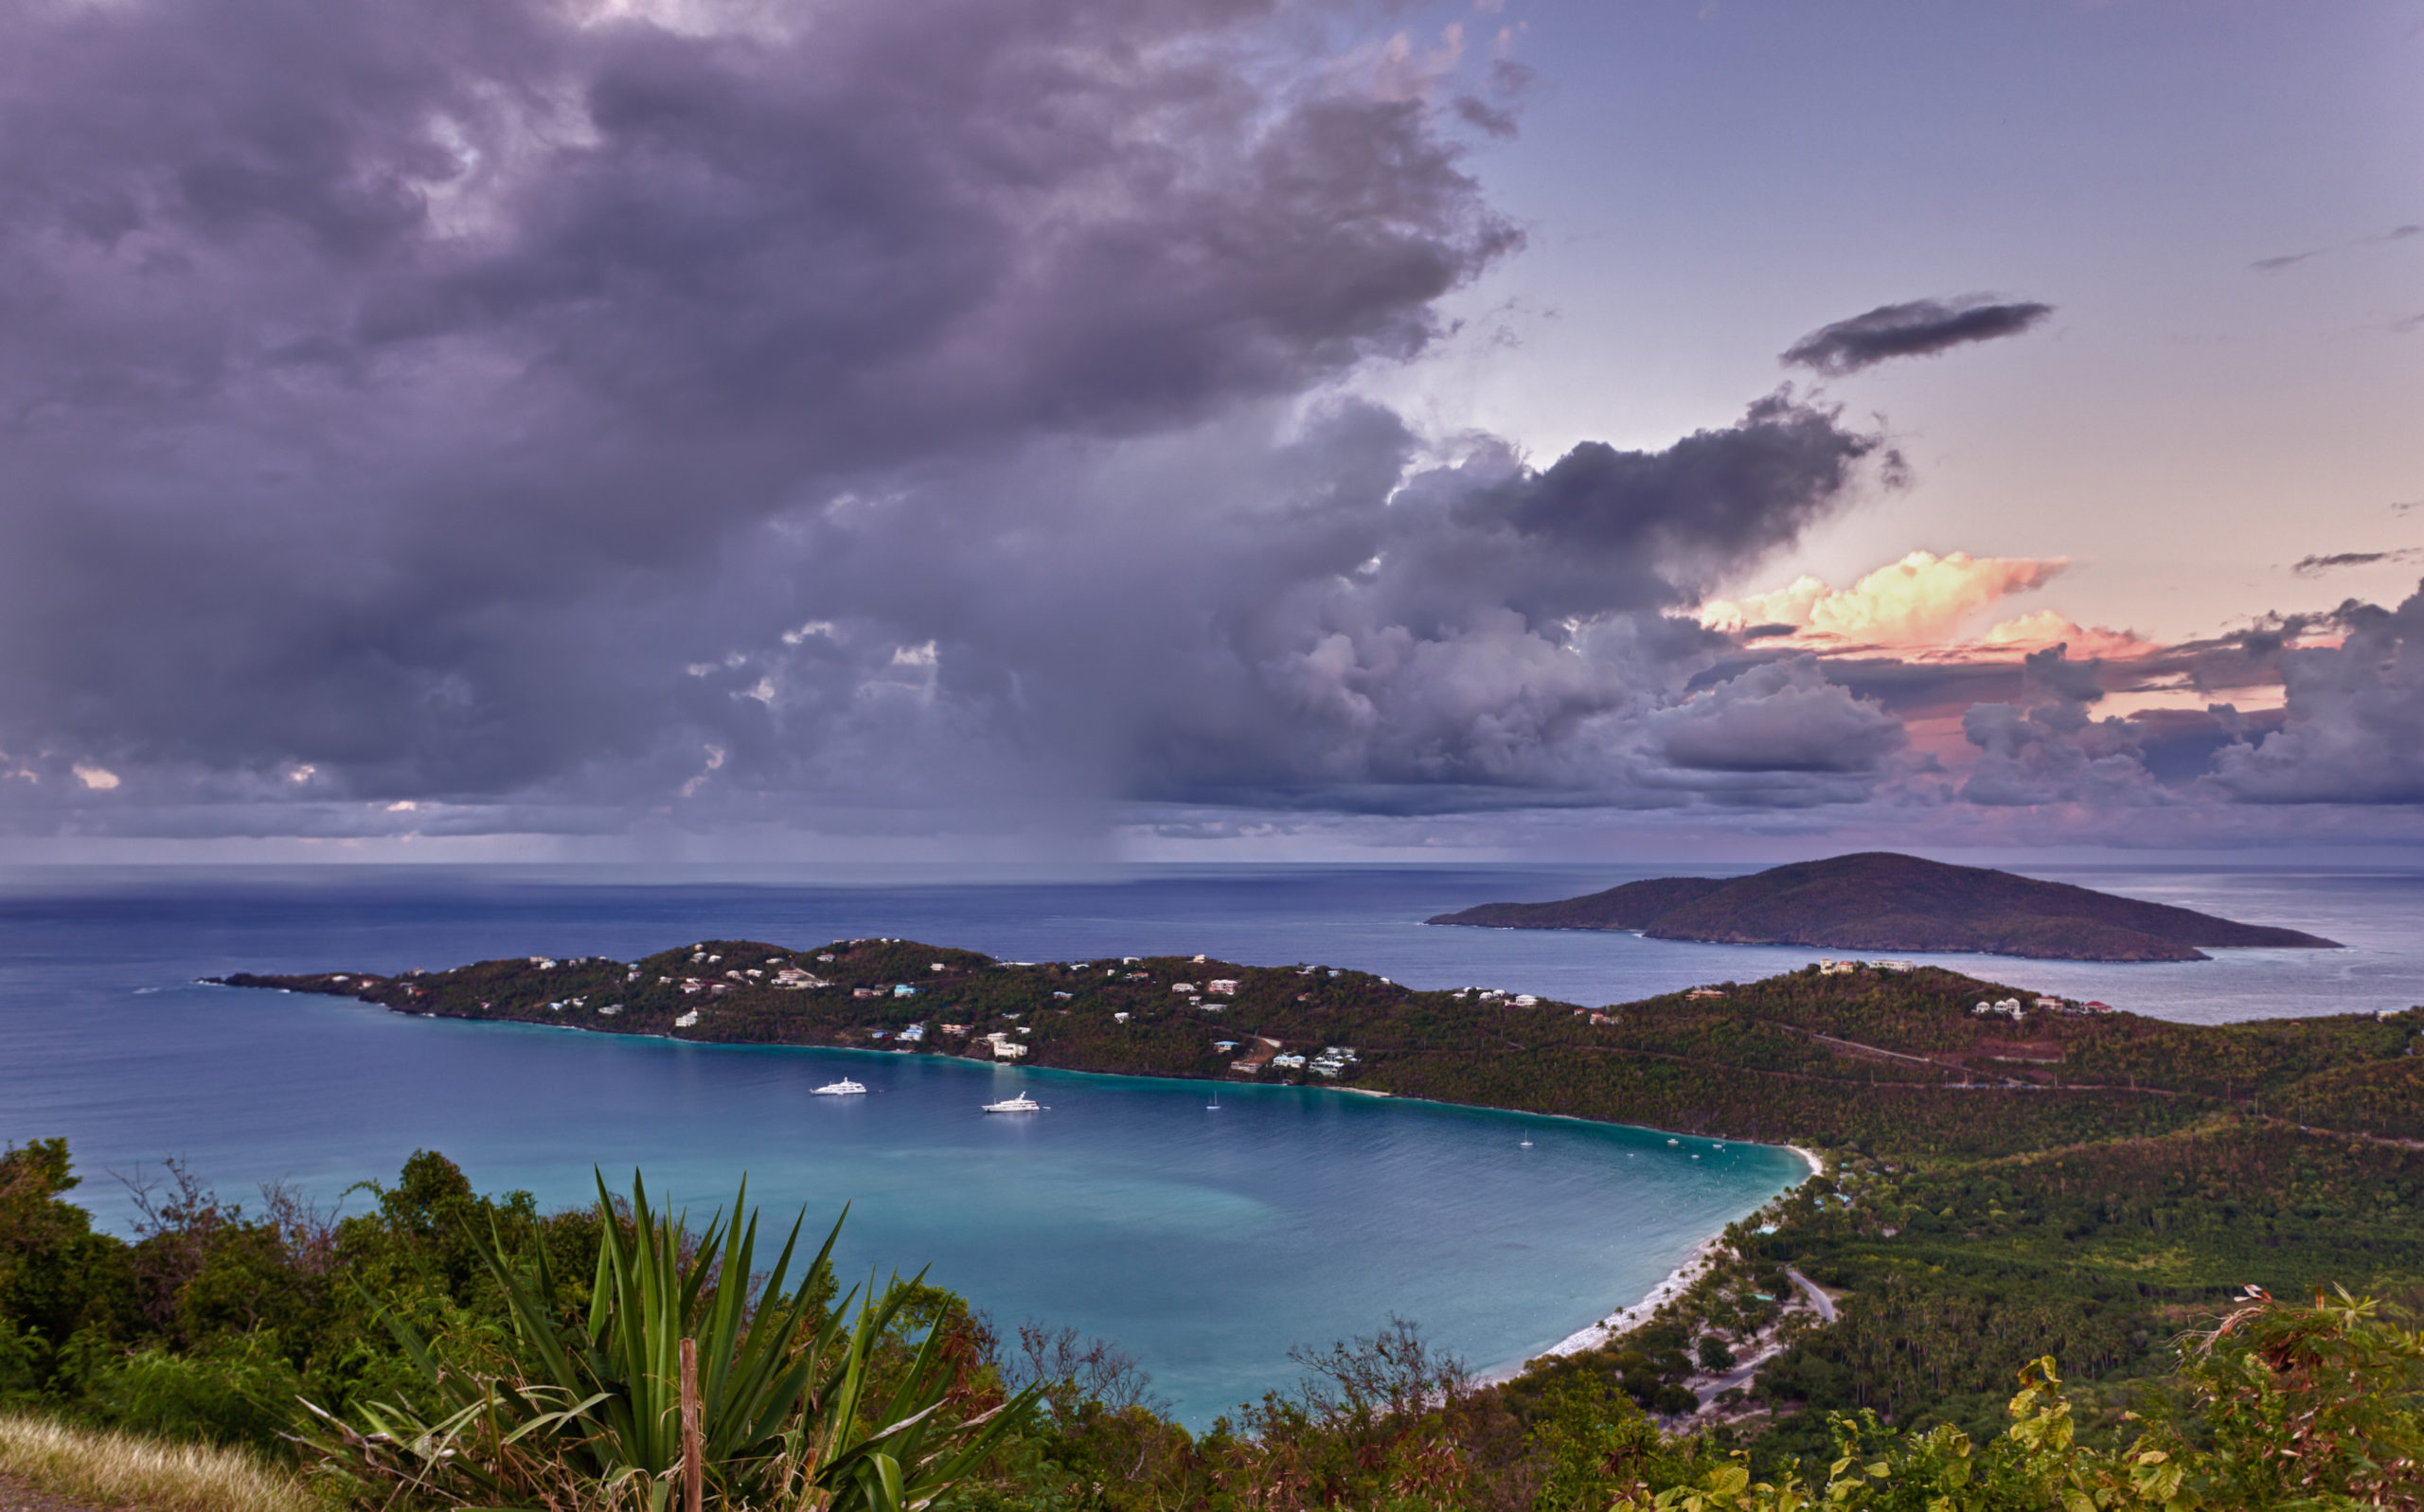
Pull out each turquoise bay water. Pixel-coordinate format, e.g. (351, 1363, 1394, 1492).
(3, 863, 2414, 1421)
(0, 866, 1815, 1426)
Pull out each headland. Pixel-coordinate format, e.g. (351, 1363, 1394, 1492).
(1424, 850, 2342, 961)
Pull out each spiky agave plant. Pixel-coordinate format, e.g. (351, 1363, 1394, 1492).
(306, 1170, 1037, 1511)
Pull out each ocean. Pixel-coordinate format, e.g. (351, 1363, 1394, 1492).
(2, 862, 2415, 1424)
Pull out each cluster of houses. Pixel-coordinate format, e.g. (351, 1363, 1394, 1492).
(1169, 979, 1242, 1004)
(1451, 987, 1541, 1006)
(1216, 1038, 1360, 1078)
(1304, 1045, 1359, 1077)
(1227, 1037, 1283, 1074)
(1817, 959, 1916, 975)
(539, 995, 621, 1017)
(1971, 995, 2112, 1020)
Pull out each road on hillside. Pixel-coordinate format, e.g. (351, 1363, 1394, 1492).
(1787, 1267, 1837, 1322)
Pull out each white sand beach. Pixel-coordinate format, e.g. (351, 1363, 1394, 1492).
(1488, 1144, 1824, 1379)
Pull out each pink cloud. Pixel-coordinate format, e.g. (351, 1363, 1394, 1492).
(1972, 609, 2159, 660)
(1702, 550, 2071, 649)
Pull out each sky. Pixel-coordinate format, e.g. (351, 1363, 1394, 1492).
(0, 0, 2418, 863)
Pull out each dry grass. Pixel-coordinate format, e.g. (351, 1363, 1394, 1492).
(0, 1413, 324, 1512)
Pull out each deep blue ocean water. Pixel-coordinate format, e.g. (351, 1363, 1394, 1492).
(2, 862, 2415, 1423)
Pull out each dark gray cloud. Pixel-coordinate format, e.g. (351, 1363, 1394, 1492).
(1956, 647, 2156, 809)
(0, 0, 1911, 843)
(2292, 549, 2422, 576)
(1957, 700, 2156, 809)
(1779, 296, 2054, 377)
(0, 0, 1560, 829)
(2212, 581, 2424, 804)
(2022, 643, 2106, 704)
(0, 384, 1907, 833)
(1648, 657, 1903, 777)
(2251, 223, 2420, 275)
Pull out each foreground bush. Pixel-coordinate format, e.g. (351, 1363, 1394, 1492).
(9, 1137, 2422, 1510)
(305, 1171, 1037, 1512)
(1616, 1287, 2423, 1511)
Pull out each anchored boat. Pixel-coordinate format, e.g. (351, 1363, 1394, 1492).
(982, 1094, 1045, 1113)
(812, 1078, 867, 1096)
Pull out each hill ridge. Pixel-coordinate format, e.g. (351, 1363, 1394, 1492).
(1425, 851, 2342, 961)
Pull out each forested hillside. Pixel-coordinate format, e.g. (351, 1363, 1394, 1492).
(205, 936, 2424, 1461)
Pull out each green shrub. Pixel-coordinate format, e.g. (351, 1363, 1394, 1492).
(306, 1169, 1039, 1512)
(81, 1333, 306, 1453)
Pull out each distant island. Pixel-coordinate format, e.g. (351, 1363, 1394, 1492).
(1424, 851, 2342, 961)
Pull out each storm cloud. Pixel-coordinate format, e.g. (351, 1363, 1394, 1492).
(0, 0, 1935, 839)
(1780, 296, 2054, 377)
(2212, 581, 2424, 804)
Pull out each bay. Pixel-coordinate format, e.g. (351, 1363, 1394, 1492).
(3, 861, 2415, 1423)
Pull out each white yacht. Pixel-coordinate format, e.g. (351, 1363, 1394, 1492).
(982, 1093, 1045, 1113)
(812, 1078, 867, 1096)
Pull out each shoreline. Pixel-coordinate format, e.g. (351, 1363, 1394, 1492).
(1482, 1147, 1821, 1383)
(1477, 1235, 1731, 1385)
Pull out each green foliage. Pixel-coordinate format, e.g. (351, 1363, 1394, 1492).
(2177, 1286, 2424, 1508)
(1526, 1372, 1702, 1510)
(80, 1333, 307, 1453)
(1613, 1291, 2423, 1511)
(306, 1168, 1040, 1512)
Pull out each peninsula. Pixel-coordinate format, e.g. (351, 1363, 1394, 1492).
(1424, 851, 2341, 961)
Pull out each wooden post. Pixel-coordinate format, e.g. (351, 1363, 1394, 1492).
(680, 1336, 703, 1512)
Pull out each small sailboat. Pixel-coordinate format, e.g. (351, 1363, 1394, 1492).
(1208, 1089, 1221, 1110)
(812, 1078, 867, 1096)
(1519, 1137, 1533, 1147)
(982, 1093, 1045, 1113)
